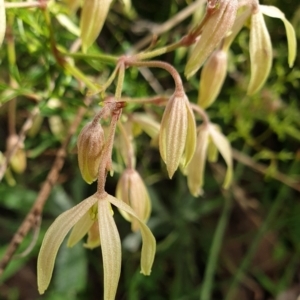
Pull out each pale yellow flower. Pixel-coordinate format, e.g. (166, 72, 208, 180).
(187, 123, 233, 197)
(159, 92, 196, 178)
(116, 168, 151, 231)
(37, 193, 156, 300)
(0, 0, 5, 47)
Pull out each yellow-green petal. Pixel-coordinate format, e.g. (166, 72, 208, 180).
(37, 195, 98, 294)
(247, 10, 272, 95)
(208, 124, 233, 189)
(98, 198, 121, 300)
(67, 210, 94, 247)
(107, 195, 156, 276)
(187, 125, 209, 197)
(260, 5, 297, 67)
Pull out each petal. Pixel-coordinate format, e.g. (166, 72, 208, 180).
(187, 125, 209, 197)
(247, 10, 272, 95)
(84, 221, 101, 249)
(107, 195, 156, 276)
(208, 125, 233, 189)
(37, 195, 98, 294)
(98, 198, 121, 300)
(0, 0, 6, 47)
(67, 209, 94, 248)
(260, 5, 297, 67)
(182, 100, 197, 168)
(80, 0, 113, 52)
(185, 0, 238, 78)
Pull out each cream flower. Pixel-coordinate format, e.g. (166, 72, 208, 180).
(37, 193, 156, 300)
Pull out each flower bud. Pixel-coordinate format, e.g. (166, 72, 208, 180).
(116, 169, 151, 232)
(198, 49, 228, 109)
(185, 0, 238, 78)
(80, 0, 113, 52)
(77, 121, 105, 184)
(247, 9, 272, 95)
(159, 92, 196, 178)
(0, 0, 5, 47)
(6, 134, 27, 174)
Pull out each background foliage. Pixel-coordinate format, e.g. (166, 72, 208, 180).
(0, 0, 300, 299)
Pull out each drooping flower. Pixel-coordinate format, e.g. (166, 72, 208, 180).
(159, 91, 196, 178)
(198, 49, 228, 109)
(186, 123, 233, 197)
(247, 4, 297, 95)
(185, 0, 238, 78)
(116, 168, 151, 231)
(37, 192, 156, 300)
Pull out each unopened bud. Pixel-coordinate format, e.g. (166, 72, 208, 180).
(116, 169, 151, 232)
(77, 121, 105, 184)
(159, 92, 196, 178)
(185, 0, 238, 78)
(6, 135, 27, 174)
(80, 0, 113, 52)
(198, 49, 228, 108)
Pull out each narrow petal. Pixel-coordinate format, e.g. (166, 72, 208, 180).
(187, 125, 209, 197)
(67, 210, 94, 247)
(247, 10, 272, 95)
(208, 125, 233, 189)
(260, 5, 297, 67)
(37, 195, 98, 294)
(80, 0, 113, 52)
(84, 221, 101, 249)
(182, 101, 197, 168)
(0, 0, 6, 47)
(98, 198, 121, 300)
(107, 195, 156, 276)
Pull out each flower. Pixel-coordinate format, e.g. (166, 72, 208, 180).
(185, 0, 238, 78)
(116, 168, 151, 231)
(37, 192, 156, 300)
(80, 0, 113, 52)
(247, 5, 296, 95)
(186, 123, 233, 197)
(198, 49, 228, 109)
(159, 91, 197, 178)
(77, 121, 105, 184)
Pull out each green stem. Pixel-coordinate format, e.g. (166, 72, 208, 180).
(224, 178, 293, 300)
(134, 39, 184, 61)
(200, 195, 233, 300)
(62, 51, 118, 65)
(115, 63, 125, 100)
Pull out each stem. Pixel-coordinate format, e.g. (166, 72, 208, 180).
(115, 63, 125, 100)
(125, 59, 184, 92)
(191, 103, 210, 125)
(97, 102, 123, 194)
(62, 51, 118, 65)
(200, 195, 233, 300)
(134, 39, 184, 61)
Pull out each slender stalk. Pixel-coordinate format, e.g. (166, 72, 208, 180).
(125, 59, 184, 92)
(200, 195, 233, 300)
(5, 1, 44, 9)
(62, 51, 118, 64)
(191, 103, 210, 125)
(115, 63, 125, 100)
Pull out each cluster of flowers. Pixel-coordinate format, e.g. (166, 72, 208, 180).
(31, 0, 296, 299)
